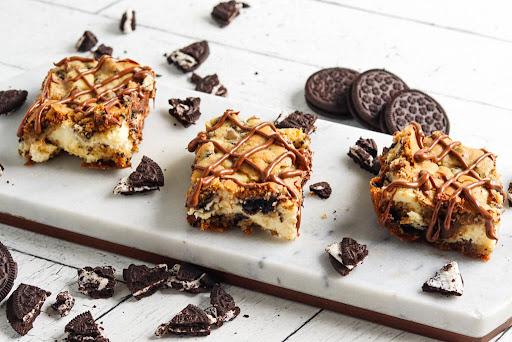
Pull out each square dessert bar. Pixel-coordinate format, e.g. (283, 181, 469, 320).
(18, 56, 156, 169)
(370, 123, 504, 260)
(186, 110, 312, 240)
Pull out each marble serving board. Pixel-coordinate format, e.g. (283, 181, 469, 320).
(1, 69, 512, 341)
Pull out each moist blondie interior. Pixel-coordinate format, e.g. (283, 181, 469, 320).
(18, 56, 156, 169)
(370, 123, 504, 260)
(186, 110, 312, 240)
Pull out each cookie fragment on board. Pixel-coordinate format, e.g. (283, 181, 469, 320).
(52, 291, 75, 317)
(120, 8, 136, 33)
(65, 311, 110, 342)
(167, 41, 210, 73)
(274, 110, 317, 135)
(205, 285, 240, 327)
(211, 1, 249, 26)
(76, 31, 98, 52)
(123, 264, 169, 300)
(348, 137, 380, 175)
(0, 90, 28, 115)
(508, 183, 512, 206)
(93, 44, 113, 60)
(422, 261, 464, 296)
(6, 284, 51, 336)
(0, 241, 17, 302)
(155, 304, 211, 337)
(78, 266, 116, 299)
(326, 238, 368, 276)
(169, 97, 201, 127)
(167, 263, 218, 294)
(191, 73, 227, 97)
(113, 156, 164, 195)
(0, 163, 3, 177)
(309, 182, 332, 199)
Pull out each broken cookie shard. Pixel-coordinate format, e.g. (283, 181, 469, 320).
(422, 261, 464, 296)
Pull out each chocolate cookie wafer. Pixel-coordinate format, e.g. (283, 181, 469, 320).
(6, 284, 51, 335)
(305, 67, 359, 118)
(0, 242, 17, 302)
(0, 90, 28, 115)
(168, 41, 209, 73)
(384, 89, 449, 135)
(349, 69, 408, 130)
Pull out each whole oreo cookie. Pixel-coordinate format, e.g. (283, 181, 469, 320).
(384, 89, 449, 135)
(349, 69, 408, 130)
(0, 242, 17, 302)
(305, 67, 359, 118)
(0, 90, 28, 115)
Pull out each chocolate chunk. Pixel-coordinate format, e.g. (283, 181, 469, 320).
(169, 97, 201, 127)
(309, 182, 332, 199)
(52, 291, 75, 317)
(93, 44, 113, 60)
(0, 90, 28, 115)
(120, 8, 136, 33)
(6, 284, 51, 335)
(348, 137, 380, 175)
(113, 156, 164, 195)
(305, 68, 359, 118)
(156, 304, 211, 337)
(167, 263, 218, 294)
(508, 183, 512, 206)
(325, 238, 368, 276)
(123, 264, 169, 300)
(78, 266, 116, 299)
(205, 285, 240, 327)
(0, 242, 16, 302)
(349, 69, 408, 131)
(211, 1, 249, 26)
(191, 73, 227, 97)
(384, 89, 449, 136)
(76, 31, 98, 52)
(422, 261, 464, 296)
(167, 41, 210, 73)
(65, 311, 110, 342)
(274, 111, 317, 134)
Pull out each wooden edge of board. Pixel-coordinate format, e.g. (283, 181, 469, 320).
(1, 212, 510, 342)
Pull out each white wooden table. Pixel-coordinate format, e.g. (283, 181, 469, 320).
(1, 0, 511, 341)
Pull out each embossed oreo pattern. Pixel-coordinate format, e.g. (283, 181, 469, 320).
(384, 90, 449, 135)
(350, 69, 408, 130)
(305, 68, 359, 116)
(0, 242, 16, 302)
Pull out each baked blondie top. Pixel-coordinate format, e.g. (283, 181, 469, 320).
(370, 123, 504, 260)
(186, 110, 312, 240)
(18, 56, 156, 169)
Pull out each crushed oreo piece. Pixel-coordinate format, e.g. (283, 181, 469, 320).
(211, 1, 249, 26)
(422, 261, 464, 296)
(274, 111, 317, 135)
(0, 90, 28, 115)
(191, 73, 227, 97)
(52, 291, 75, 317)
(167, 263, 218, 293)
(6, 284, 51, 335)
(65, 311, 110, 342)
(93, 44, 113, 60)
(78, 266, 116, 299)
(113, 156, 164, 195)
(76, 31, 98, 52)
(0, 163, 3, 177)
(348, 137, 380, 175)
(205, 285, 240, 327)
(120, 8, 136, 33)
(156, 304, 211, 337)
(309, 182, 332, 199)
(167, 41, 210, 73)
(0, 241, 16, 302)
(508, 183, 512, 206)
(123, 264, 169, 300)
(169, 97, 201, 127)
(326, 238, 368, 276)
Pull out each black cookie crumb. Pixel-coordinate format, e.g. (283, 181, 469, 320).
(93, 44, 113, 60)
(309, 182, 331, 199)
(77, 266, 116, 299)
(274, 111, 317, 135)
(325, 238, 368, 276)
(76, 31, 98, 52)
(191, 73, 227, 97)
(211, 1, 249, 26)
(113, 156, 164, 195)
(169, 97, 201, 127)
(348, 137, 380, 175)
(52, 291, 75, 317)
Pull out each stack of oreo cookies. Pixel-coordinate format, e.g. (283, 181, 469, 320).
(305, 68, 450, 135)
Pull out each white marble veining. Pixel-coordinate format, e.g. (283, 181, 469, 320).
(1, 69, 511, 339)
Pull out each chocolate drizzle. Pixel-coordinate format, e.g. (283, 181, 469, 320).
(378, 122, 504, 242)
(187, 110, 311, 227)
(17, 55, 154, 137)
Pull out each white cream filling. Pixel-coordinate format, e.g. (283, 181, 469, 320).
(325, 242, 363, 270)
(170, 51, 197, 68)
(113, 176, 157, 195)
(425, 261, 463, 294)
(78, 270, 110, 292)
(22, 296, 47, 323)
(133, 279, 167, 297)
(122, 8, 134, 33)
(211, 83, 223, 95)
